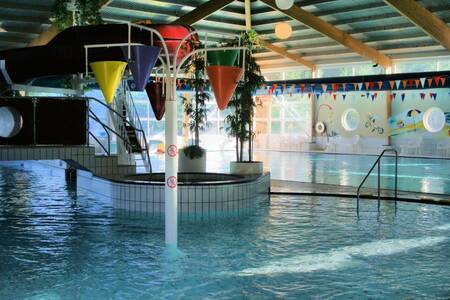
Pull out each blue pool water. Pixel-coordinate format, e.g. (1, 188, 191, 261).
(152, 151, 450, 195)
(1, 162, 450, 299)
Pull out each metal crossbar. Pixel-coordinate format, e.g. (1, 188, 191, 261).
(357, 149, 398, 213)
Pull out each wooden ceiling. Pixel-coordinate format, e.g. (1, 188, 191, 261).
(0, 0, 449, 71)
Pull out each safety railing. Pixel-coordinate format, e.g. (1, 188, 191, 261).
(123, 81, 152, 172)
(356, 148, 398, 213)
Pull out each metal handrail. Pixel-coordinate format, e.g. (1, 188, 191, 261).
(88, 131, 109, 155)
(357, 148, 398, 212)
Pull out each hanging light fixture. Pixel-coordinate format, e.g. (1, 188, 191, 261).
(275, 0, 294, 10)
(275, 22, 292, 39)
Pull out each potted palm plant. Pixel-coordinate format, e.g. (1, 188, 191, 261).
(178, 41, 209, 172)
(226, 30, 266, 175)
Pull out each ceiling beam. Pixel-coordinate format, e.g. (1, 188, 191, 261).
(384, 0, 450, 51)
(259, 0, 392, 68)
(258, 39, 316, 69)
(171, 0, 235, 25)
(27, 0, 112, 47)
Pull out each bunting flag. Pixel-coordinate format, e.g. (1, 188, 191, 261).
(316, 93, 321, 99)
(420, 77, 426, 88)
(434, 76, 440, 86)
(342, 94, 347, 100)
(420, 93, 426, 100)
(300, 84, 305, 93)
(402, 79, 407, 89)
(357, 83, 363, 91)
(321, 84, 328, 92)
(281, 83, 286, 92)
(332, 93, 337, 101)
(332, 83, 338, 91)
(408, 79, 414, 89)
(353, 83, 358, 90)
(366, 92, 370, 98)
(364, 82, 370, 90)
(395, 80, 401, 89)
(430, 92, 437, 100)
(177, 79, 182, 88)
(377, 81, 383, 89)
(414, 79, 420, 88)
(427, 78, 433, 87)
(342, 83, 347, 91)
(371, 94, 375, 101)
(308, 92, 312, 98)
(389, 80, 395, 90)
(401, 93, 406, 102)
(440, 77, 446, 86)
(392, 93, 397, 101)
(369, 82, 375, 90)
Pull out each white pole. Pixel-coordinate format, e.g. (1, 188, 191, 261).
(164, 76, 178, 249)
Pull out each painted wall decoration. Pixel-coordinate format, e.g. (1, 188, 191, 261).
(365, 114, 384, 135)
(388, 109, 424, 136)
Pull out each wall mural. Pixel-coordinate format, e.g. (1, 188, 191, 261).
(388, 109, 424, 136)
(364, 114, 385, 135)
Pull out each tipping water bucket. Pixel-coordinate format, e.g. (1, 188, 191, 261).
(206, 65, 243, 110)
(121, 45, 161, 91)
(90, 61, 127, 103)
(207, 50, 239, 66)
(145, 81, 166, 120)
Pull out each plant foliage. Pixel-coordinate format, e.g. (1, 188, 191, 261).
(225, 30, 265, 162)
(52, 0, 103, 31)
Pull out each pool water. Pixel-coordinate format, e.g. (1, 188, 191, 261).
(151, 151, 450, 195)
(1, 162, 450, 299)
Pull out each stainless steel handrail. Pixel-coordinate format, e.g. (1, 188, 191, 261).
(356, 148, 398, 213)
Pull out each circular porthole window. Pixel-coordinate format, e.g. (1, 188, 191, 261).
(341, 108, 360, 132)
(0, 106, 23, 138)
(423, 107, 446, 133)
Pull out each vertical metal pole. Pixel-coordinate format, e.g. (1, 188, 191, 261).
(377, 161, 381, 211)
(394, 152, 398, 211)
(165, 76, 178, 249)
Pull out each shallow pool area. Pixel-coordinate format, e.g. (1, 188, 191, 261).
(1, 163, 449, 299)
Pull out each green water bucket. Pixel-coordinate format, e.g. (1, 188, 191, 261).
(207, 50, 239, 66)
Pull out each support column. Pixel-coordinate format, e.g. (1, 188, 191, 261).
(386, 90, 392, 146)
(245, 0, 252, 30)
(165, 78, 178, 249)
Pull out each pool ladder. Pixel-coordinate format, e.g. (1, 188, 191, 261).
(357, 149, 398, 213)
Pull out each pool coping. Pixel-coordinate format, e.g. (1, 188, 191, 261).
(270, 180, 450, 206)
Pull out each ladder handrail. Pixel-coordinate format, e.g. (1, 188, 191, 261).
(357, 148, 398, 212)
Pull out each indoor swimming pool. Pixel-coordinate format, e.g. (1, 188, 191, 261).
(1, 163, 449, 299)
(151, 151, 450, 195)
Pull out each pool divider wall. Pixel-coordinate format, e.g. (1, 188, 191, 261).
(77, 169, 271, 220)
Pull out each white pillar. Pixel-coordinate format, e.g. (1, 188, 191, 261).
(165, 78, 178, 248)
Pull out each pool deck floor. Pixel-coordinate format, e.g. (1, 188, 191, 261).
(271, 180, 450, 205)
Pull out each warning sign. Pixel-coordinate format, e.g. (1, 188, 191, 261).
(167, 144, 178, 157)
(167, 176, 177, 189)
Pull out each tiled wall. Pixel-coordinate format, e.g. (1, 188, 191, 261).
(77, 169, 271, 220)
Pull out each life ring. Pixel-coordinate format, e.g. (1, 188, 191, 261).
(315, 122, 326, 134)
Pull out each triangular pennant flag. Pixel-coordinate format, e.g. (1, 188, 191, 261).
(308, 92, 312, 98)
(434, 75, 440, 86)
(366, 92, 370, 98)
(369, 82, 375, 90)
(427, 78, 433, 87)
(342, 94, 347, 100)
(371, 94, 375, 101)
(281, 83, 287, 93)
(440, 77, 446, 86)
(300, 84, 305, 93)
(332, 93, 337, 101)
(316, 93, 321, 99)
(414, 79, 420, 88)
(430, 93, 437, 100)
(408, 79, 414, 89)
(401, 93, 405, 102)
(420, 93, 426, 100)
(321, 84, 328, 92)
(353, 83, 358, 90)
(206, 65, 243, 110)
(377, 81, 383, 90)
(364, 82, 370, 90)
(342, 83, 347, 92)
(357, 83, 363, 91)
(395, 80, 401, 89)
(374, 92, 378, 99)
(389, 80, 395, 90)
(420, 77, 426, 88)
(90, 61, 127, 103)
(402, 79, 408, 89)
(392, 93, 397, 101)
